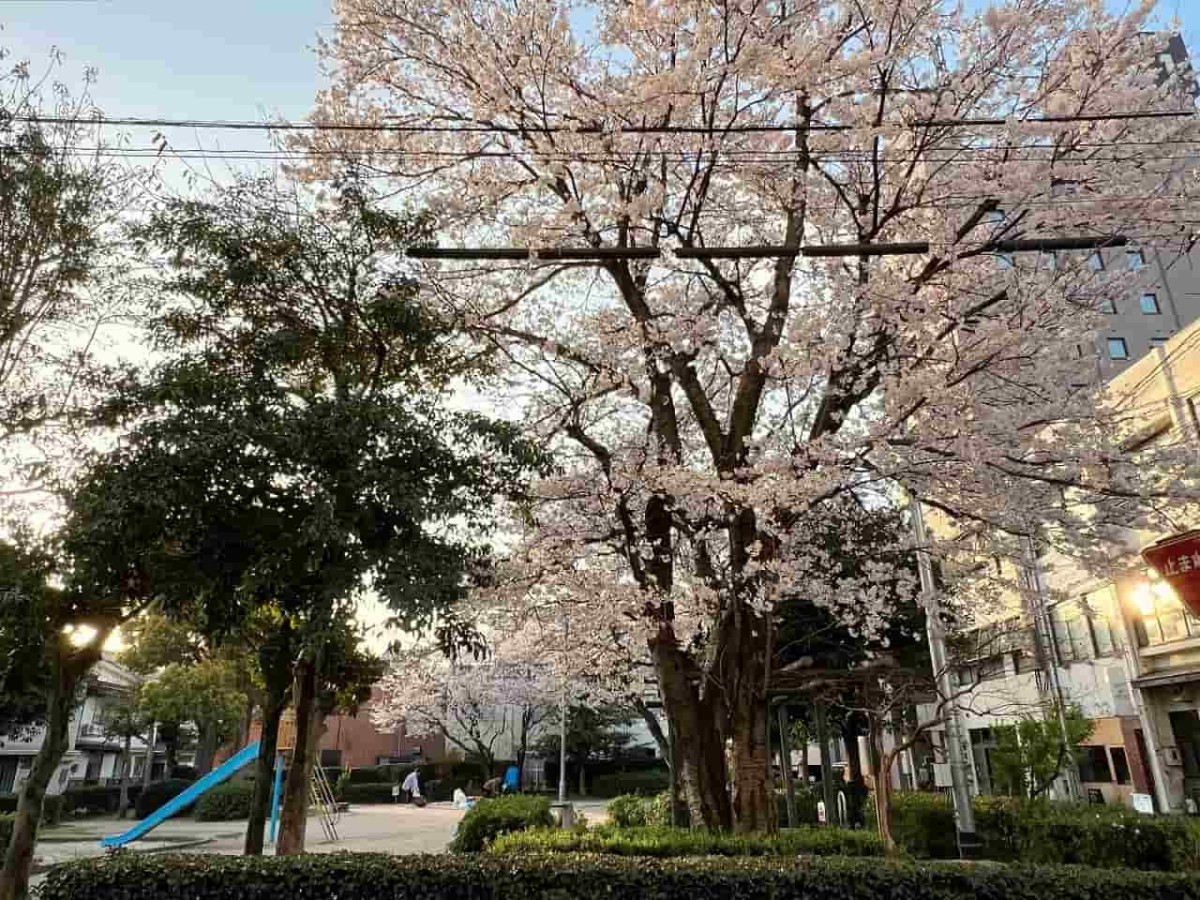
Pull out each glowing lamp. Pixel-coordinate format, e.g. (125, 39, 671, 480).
(1141, 530, 1200, 618)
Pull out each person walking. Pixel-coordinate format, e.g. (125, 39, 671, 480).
(402, 768, 425, 806)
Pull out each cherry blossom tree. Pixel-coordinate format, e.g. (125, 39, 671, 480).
(307, 0, 1200, 830)
(373, 645, 558, 775)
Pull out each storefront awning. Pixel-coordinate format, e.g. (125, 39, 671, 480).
(1133, 668, 1200, 690)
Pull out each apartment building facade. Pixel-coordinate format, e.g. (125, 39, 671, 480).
(0, 655, 164, 796)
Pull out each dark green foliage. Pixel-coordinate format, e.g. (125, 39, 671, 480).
(884, 792, 1200, 870)
(193, 782, 254, 821)
(990, 710, 1095, 799)
(490, 825, 887, 858)
(607, 795, 650, 828)
(60, 784, 144, 817)
(449, 794, 554, 853)
(0, 794, 64, 824)
(0, 814, 11, 848)
(337, 782, 399, 804)
(134, 779, 194, 820)
(590, 769, 671, 798)
(38, 851, 1200, 900)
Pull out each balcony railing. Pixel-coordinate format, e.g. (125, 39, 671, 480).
(78, 723, 106, 739)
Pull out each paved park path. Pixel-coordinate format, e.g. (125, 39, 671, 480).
(29, 798, 611, 883)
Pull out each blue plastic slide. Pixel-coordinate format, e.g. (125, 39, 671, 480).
(100, 741, 261, 848)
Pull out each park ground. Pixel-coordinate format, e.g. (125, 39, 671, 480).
(28, 798, 612, 880)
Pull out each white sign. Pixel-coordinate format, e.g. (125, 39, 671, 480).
(1132, 793, 1155, 815)
(816, 800, 826, 824)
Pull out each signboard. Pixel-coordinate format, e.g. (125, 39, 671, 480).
(1141, 530, 1200, 617)
(1132, 793, 1155, 815)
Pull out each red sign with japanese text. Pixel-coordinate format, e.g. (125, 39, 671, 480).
(1141, 530, 1200, 618)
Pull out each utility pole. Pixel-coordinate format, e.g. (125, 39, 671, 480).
(910, 497, 979, 858)
(1020, 534, 1082, 801)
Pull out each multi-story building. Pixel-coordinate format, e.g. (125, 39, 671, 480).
(0, 655, 166, 796)
(919, 314, 1200, 813)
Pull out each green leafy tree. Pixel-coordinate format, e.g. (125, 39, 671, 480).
(83, 175, 546, 857)
(100, 694, 151, 818)
(990, 707, 1094, 800)
(139, 659, 247, 776)
(536, 703, 640, 794)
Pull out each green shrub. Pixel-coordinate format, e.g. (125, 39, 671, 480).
(0, 793, 66, 824)
(607, 794, 650, 828)
(134, 779, 194, 820)
(883, 792, 1200, 870)
(194, 782, 254, 821)
(450, 794, 554, 853)
(590, 769, 670, 798)
(60, 784, 144, 817)
(491, 824, 887, 858)
(338, 781, 399, 804)
(0, 813, 12, 847)
(38, 851, 1200, 900)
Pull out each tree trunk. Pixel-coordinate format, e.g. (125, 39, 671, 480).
(161, 723, 179, 774)
(244, 690, 286, 855)
(142, 721, 158, 791)
(652, 638, 731, 831)
(730, 698, 773, 833)
(276, 656, 318, 855)
(117, 732, 132, 819)
(192, 721, 219, 776)
(577, 758, 586, 797)
(867, 717, 895, 851)
(0, 641, 98, 900)
(842, 712, 868, 829)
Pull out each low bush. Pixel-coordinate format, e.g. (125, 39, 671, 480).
(884, 792, 1200, 870)
(61, 784, 144, 817)
(0, 813, 12, 847)
(39, 851, 1200, 900)
(338, 781, 399, 804)
(590, 769, 670, 798)
(0, 793, 66, 825)
(450, 794, 554, 853)
(134, 779, 194, 820)
(194, 782, 254, 821)
(607, 794, 650, 828)
(491, 824, 887, 858)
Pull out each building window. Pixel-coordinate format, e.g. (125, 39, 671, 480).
(1078, 745, 1114, 783)
(1140, 293, 1161, 314)
(1089, 615, 1116, 657)
(1127, 250, 1146, 271)
(1052, 603, 1094, 663)
(1111, 747, 1131, 785)
(1088, 252, 1105, 271)
(1100, 298, 1117, 314)
(1107, 338, 1129, 360)
(1150, 337, 1168, 346)
(978, 656, 1006, 681)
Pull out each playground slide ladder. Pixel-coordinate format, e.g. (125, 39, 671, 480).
(309, 763, 340, 842)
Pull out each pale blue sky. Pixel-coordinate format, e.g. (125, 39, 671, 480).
(0, 0, 1196, 166)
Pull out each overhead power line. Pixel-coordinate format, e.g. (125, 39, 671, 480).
(10, 108, 1194, 136)
(405, 235, 1127, 261)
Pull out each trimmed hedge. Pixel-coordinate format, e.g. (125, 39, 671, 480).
(338, 781, 400, 804)
(491, 824, 887, 858)
(0, 793, 65, 825)
(450, 794, 554, 853)
(38, 851, 1200, 900)
(134, 779, 195, 820)
(60, 784, 144, 817)
(590, 769, 671, 798)
(883, 792, 1200, 870)
(194, 782, 254, 821)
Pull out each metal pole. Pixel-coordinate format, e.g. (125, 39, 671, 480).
(814, 702, 838, 826)
(1020, 534, 1082, 801)
(140, 720, 158, 790)
(558, 679, 568, 804)
(910, 498, 979, 857)
(777, 702, 798, 828)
